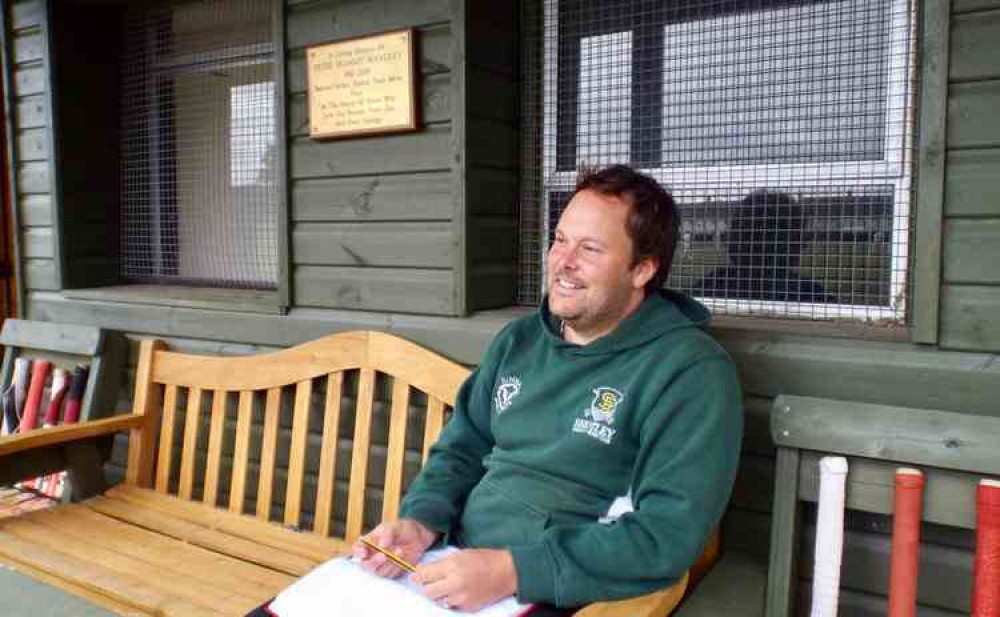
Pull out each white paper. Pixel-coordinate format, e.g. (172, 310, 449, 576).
(269, 546, 532, 617)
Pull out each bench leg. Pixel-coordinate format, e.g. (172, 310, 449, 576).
(766, 447, 801, 617)
(66, 441, 107, 502)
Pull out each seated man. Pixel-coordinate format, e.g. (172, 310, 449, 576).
(354, 165, 743, 613)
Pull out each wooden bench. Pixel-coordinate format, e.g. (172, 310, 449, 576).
(765, 394, 1000, 617)
(0, 330, 721, 616)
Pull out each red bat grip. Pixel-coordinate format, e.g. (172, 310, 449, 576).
(973, 480, 1000, 617)
(889, 468, 924, 617)
(19, 361, 51, 432)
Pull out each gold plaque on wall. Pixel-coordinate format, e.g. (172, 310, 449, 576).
(306, 29, 418, 139)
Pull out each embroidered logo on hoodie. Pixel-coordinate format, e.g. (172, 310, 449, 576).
(494, 375, 521, 413)
(573, 387, 623, 444)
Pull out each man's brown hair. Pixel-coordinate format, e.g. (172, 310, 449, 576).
(574, 165, 681, 294)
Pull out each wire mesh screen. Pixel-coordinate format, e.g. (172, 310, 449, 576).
(120, 0, 278, 289)
(518, 0, 917, 322)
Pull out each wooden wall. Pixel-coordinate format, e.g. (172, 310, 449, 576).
(939, 0, 1000, 351)
(4, 0, 1000, 615)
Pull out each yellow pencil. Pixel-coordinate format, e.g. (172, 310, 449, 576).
(359, 536, 417, 572)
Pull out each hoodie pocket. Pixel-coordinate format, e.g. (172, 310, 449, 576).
(456, 478, 550, 548)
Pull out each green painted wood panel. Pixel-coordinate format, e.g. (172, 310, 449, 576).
(18, 161, 49, 194)
(467, 119, 518, 169)
(944, 148, 1000, 216)
(950, 10, 1000, 81)
(465, 264, 515, 312)
(951, 0, 1000, 15)
(290, 125, 451, 178)
(21, 228, 53, 258)
(294, 265, 455, 314)
(468, 67, 518, 124)
(948, 80, 1000, 148)
(467, 217, 516, 265)
(16, 95, 46, 129)
(294, 222, 455, 268)
(939, 284, 1000, 351)
(284, 0, 451, 50)
(285, 25, 452, 92)
(953, 0, 1000, 13)
(293, 172, 454, 222)
(718, 332, 1000, 414)
(16, 128, 47, 162)
(20, 195, 52, 226)
(673, 552, 767, 617)
(288, 72, 452, 136)
(773, 395, 1000, 474)
(943, 218, 1000, 283)
(11, 1, 44, 30)
(467, 1, 518, 77)
(13, 31, 44, 63)
(14, 65, 45, 96)
(0, 318, 103, 356)
(24, 259, 58, 291)
(467, 167, 518, 216)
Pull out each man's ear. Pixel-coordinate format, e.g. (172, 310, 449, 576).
(631, 257, 658, 290)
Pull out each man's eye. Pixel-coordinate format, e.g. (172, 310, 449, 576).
(583, 244, 601, 253)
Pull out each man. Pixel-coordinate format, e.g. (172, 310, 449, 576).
(354, 165, 743, 613)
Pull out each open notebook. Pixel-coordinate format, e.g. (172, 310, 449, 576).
(267, 546, 535, 616)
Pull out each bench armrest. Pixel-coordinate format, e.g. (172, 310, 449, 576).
(0, 414, 145, 458)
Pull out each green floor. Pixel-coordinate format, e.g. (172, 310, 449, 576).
(0, 563, 115, 616)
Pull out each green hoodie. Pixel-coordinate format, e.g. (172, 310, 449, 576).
(400, 290, 742, 607)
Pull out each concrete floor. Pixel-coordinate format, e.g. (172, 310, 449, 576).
(0, 563, 115, 616)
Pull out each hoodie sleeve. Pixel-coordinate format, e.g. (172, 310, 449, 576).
(398, 329, 509, 534)
(508, 355, 743, 607)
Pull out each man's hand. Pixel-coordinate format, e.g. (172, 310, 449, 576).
(352, 518, 439, 579)
(412, 548, 518, 612)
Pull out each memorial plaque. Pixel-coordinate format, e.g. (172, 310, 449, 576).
(306, 29, 418, 139)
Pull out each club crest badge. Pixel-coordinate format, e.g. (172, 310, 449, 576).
(494, 375, 521, 413)
(587, 387, 624, 425)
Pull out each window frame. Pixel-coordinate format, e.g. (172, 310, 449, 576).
(539, 0, 920, 323)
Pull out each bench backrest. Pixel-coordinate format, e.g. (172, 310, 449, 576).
(124, 331, 469, 543)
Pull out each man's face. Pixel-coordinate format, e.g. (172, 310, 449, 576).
(547, 189, 656, 342)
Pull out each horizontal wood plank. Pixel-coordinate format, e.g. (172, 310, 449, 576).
(294, 265, 455, 314)
(0, 317, 103, 355)
(17, 128, 48, 162)
(286, 24, 452, 92)
(21, 227, 53, 258)
(292, 172, 454, 222)
(943, 218, 1000, 283)
(16, 95, 46, 129)
(12, 1, 44, 30)
(20, 194, 53, 226)
(468, 67, 518, 123)
(772, 395, 1000, 475)
(14, 31, 44, 63)
(0, 529, 221, 617)
(467, 167, 518, 216)
(950, 10, 1000, 81)
(289, 125, 451, 179)
(294, 222, 454, 268)
(15, 65, 45, 96)
(939, 284, 1000, 351)
(285, 0, 451, 50)
(18, 161, 50, 194)
(21, 258, 57, 290)
(948, 80, 1000, 148)
(953, 0, 1000, 12)
(944, 148, 1000, 216)
(467, 119, 518, 169)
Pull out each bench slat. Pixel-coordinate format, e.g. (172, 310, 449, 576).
(285, 379, 313, 528)
(229, 390, 255, 514)
(0, 528, 221, 617)
(423, 397, 446, 464)
(203, 390, 228, 506)
(772, 394, 1000, 475)
(178, 387, 203, 500)
(88, 494, 322, 576)
(382, 378, 411, 523)
(14, 506, 274, 606)
(257, 387, 282, 520)
(1, 516, 241, 614)
(347, 367, 376, 542)
(155, 384, 179, 493)
(106, 485, 349, 561)
(315, 372, 344, 537)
